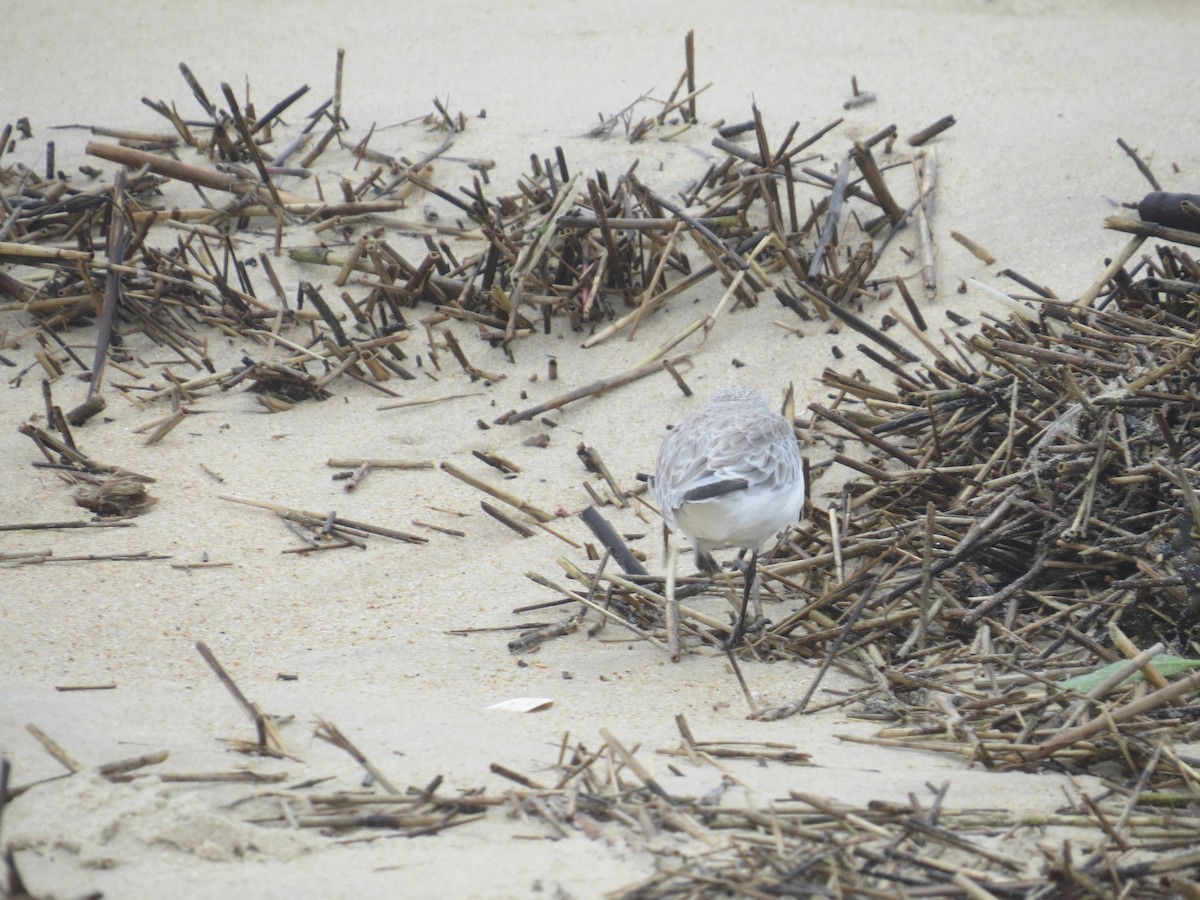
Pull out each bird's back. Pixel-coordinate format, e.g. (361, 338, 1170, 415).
(653, 388, 803, 555)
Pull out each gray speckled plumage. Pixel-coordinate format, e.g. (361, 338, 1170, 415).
(653, 386, 804, 572)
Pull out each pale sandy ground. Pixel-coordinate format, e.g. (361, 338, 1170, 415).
(2, 1, 1199, 897)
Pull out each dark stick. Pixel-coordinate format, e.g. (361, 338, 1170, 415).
(893, 276, 928, 331)
(808, 158, 850, 280)
(579, 506, 648, 576)
(220, 82, 283, 209)
(87, 140, 240, 192)
(481, 501, 535, 538)
(800, 165, 877, 208)
(857, 344, 924, 392)
(250, 83, 311, 136)
(299, 282, 348, 346)
(998, 268, 1057, 299)
(908, 115, 956, 147)
(790, 577, 880, 715)
(661, 358, 692, 396)
(219, 494, 429, 543)
(809, 404, 961, 491)
(0, 520, 133, 532)
(711, 135, 763, 165)
(500, 355, 690, 424)
(195, 640, 257, 721)
(557, 212, 736, 231)
(784, 117, 844, 161)
(684, 30, 697, 122)
(178, 62, 217, 118)
(850, 140, 904, 223)
(1117, 137, 1162, 191)
(797, 282, 920, 362)
(587, 178, 620, 283)
(862, 123, 897, 148)
(89, 169, 127, 401)
(725, 644, 758, 714)
(718, 120, 755, 138)
(633, 181, 747, 271)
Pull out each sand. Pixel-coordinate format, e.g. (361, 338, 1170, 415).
(3, 1, 1199, 896)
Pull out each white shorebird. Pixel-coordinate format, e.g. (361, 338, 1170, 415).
(652, 386, 805, 658)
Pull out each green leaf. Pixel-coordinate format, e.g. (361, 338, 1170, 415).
(1060, 656, 1200, 695)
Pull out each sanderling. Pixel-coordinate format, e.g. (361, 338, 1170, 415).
(652, 386, 805, 659)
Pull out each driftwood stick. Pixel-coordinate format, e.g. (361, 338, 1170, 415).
(25, 724, 84, 774)
(951, 230, 996, 265)
(0, 243, 93, 264)
(98, 750, 170, 777)
(327, 458, 434, 469)
(377, 391, 483, 412)
(5, 552, 171, 565)
(88, 168, 127, 400)
(251, 83, 310, 136)
(0, 520, 134, 532)
(86, 140, 309, 204)
(1031, 669, 1200, 759)
(916, 149, 938, 298)
(507, 610, 584, 653)
(195, 641, 295, 759)
(908, 115, 956, 146)
(178, 62, 216, 117)
(195, 641, 258, 722)
(1116, 137, 1162, 191)
(580, 506, 648, 576)
(88, 140, 246, 193)
(503, 174, 578, 341)
(808, 158, 850, 280)
(501, 355, 691, 424)
(575, 592, 672, 653)
(576, 444, 626, 508)
(600, 728, 676, 806)
(1104, 215, 1200, 249)
(581, 266, 716, 349)
(1075, 233, 1146, 307)
(218, 494, 429, 543)
(314, 718, 400, 795)
(219, 82, 284, 209)
(439, 462, 555, 522)
(481, 501, 536, 537)
(635, 182, 747, 271)
(558, 213, 737, 232)
(850, 140, 904, 223)
(797, 283, 919, 362)
(131, 198, 414, 223)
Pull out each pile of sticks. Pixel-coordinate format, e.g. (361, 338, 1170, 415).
(758, 232, 1200, 764)
(10, 45, 1200, 898)
(2, 52, 949, 419)
(513, 231, 1200, 895)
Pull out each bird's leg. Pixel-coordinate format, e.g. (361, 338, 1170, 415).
(666, 541, 681, 662)
(751, 567, 763, 622)
(726, 551, 757, 649)
(732, 549, 764, 623)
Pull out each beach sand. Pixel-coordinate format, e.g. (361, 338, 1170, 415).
(2, 1, 1198, 896)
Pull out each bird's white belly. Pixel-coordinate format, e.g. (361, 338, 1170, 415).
(673, 479, 803, 551)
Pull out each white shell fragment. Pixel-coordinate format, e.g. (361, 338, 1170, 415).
(486, 697, 554, 713)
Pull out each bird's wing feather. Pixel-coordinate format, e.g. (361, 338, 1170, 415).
(655, 408, 800, 523)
